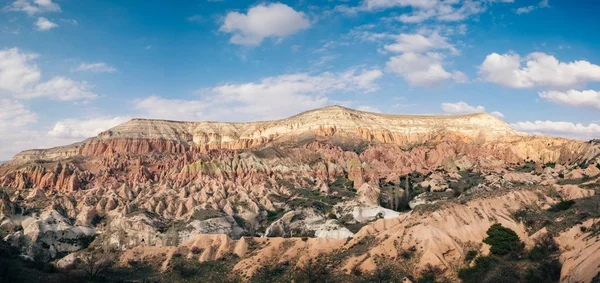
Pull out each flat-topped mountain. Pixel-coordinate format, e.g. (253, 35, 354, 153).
(103, 105, 516, 140)
(12, 105, 518, 163)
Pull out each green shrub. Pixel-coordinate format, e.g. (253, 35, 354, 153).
(548, 200, 575, 212)
(251, 265, 290, 283)
(458, 256, 499, 283)
(524, 259, 562, 283)
(483, 224, 524, 257)
(465, 250, 478, 262)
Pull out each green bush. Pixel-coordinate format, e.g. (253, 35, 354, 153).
(465, 250, 478, 262)
(458, 256, 499, 283)
(548, 200, 575, 212)
(483, 224, 524, 257)
(524, 259, 562, 283)
(251, 264, 290, 283)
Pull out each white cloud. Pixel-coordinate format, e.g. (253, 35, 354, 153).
(59, 18, 78, 25)
(220, 3, 311, 46)
(361, 0, 439, 11)
(22, 76, 97, 101)
(0, 48, 41, 92)
(135, 68, 383, 121)
(511, 120, 600, 140)
(353, 69, 384, 91)
(48, 116, 130, 139)
(539, 89, 600, 111)
(4, 0, 61, 16)
(0, 98, 37, 127)
(0, 48, 97, 101)
(384, 32, 458, 54)
(490, 111, 505, 118)
(357, 105, 382, 113)
(0, 99, 39, 160)
(208, 69, 382, 119)
(73, 62, 117, 73)
(441, 101, 504, 117)
(479, 52, 600, 88)
(381, 30, 465, 87)
(386, 52, 453, 87)
(134, 95, 209, 121)
(34, 17, 58, 31)
(441, 101, 485, 114)
(452, 71, 470, 83)
(515, 6, 534, 14)
(515, 0, 549, 14)
(336, 0, 495, 23)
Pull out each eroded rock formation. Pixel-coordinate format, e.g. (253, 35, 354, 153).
(1, 106, 599, 281)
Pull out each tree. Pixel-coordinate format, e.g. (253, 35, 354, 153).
(483, 224, 524, 257)
(296, 256, 337, 283)
(79, 250, 115, 280)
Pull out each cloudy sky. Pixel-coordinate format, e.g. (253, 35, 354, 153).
(1, 0, 599, 160)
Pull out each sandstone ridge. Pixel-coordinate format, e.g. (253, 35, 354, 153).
(12, 105, 518, 162)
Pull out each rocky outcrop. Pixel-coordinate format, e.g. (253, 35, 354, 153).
(4, 209, 95, 261)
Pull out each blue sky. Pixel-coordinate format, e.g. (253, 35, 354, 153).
(1, 0, 600, 160)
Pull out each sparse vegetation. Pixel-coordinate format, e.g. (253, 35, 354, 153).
(514, 193, 600, 235)
(459, 225, 561, 283)
(514, 161, 536, 173)
(548, 199, 575, 212)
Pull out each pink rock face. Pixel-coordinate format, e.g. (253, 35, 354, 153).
(0, 106, 599, 281)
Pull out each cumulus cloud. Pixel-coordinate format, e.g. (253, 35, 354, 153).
(384, 32, 458, 54)
(386, 52, 453, 87)
(4, 0, 61, 16)
(382, 30, 466, 87)
(441, 101, 504, 117)
(220, 3, 311, 46)
(539, 89, 600, 111)
(48, 116, 130, 139)
(0, 48, 97, 101)
(511, 120, 600, 140)
(23, 76, 97, 101)
(441, 101, 485, 114)
(479, 52, 600, 88)
(135, 68, 383, 121)
(452, 71, 470, 83)
(0, 48, 41, 92)
(73, 62, 117, 73)
(34, 17, 58, 31)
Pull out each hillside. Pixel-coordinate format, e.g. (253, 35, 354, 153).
(0, 106, 599, 282)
